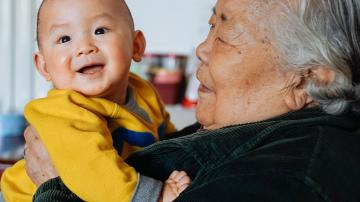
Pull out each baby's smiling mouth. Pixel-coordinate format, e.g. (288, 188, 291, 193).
(77, 63, 104, 74)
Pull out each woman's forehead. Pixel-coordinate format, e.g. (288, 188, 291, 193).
(217, 0, 272, 15)
(215, 0, 274, 38)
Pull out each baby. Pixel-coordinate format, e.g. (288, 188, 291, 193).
(1, 0, 190, 201)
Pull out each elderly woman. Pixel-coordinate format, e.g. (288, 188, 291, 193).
(25, 0, 360, 201)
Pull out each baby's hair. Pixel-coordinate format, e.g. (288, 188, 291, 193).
(36, 0, 135, 49)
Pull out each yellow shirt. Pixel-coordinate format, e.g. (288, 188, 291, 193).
(1, 73, 176, 202)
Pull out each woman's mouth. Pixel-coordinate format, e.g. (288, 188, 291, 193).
(198, 84, 213, 93)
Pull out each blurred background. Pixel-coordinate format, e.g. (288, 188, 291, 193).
(0, 0, 215, 163)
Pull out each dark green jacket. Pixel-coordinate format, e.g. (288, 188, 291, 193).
(34, 108, 360, 201)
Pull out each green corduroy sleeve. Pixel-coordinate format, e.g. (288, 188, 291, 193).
(33, 177, 83, 202)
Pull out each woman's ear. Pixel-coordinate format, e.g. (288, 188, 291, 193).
(132, 30, 146, 62)
(283, 70, 313, 110)
(34, 52, 51, 81)
(283, 66, 335, 110)
(284, 86, 313, 111)
(310, 66, 336, 86)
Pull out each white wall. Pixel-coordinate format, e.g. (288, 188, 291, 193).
(0, 0, 49, 114)
(0, 0, 216, 113)
(0, 0, 14, 113)
(127, 0, 216, 55)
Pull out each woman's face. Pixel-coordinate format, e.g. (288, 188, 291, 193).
(196, 0, 292, 129)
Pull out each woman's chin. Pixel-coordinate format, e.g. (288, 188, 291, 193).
(195, 107, 213, 128)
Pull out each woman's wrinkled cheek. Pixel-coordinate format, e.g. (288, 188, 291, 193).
(195, 92, 217, 127)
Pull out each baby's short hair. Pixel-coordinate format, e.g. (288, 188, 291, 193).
(36, 0, 134, 49)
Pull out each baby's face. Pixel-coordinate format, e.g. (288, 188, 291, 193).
(36, 0, 140, 104)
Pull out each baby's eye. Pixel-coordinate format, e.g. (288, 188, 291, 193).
(94, 27, 108, 35)
(58, 36, 71, 44)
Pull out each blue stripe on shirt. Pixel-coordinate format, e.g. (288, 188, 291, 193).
(111, 127, 157, 153)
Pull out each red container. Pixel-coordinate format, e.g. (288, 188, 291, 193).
(152, 71, 183, 104)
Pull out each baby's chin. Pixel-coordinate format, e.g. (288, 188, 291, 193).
(52, 85, 111, 98)
(82, 89, 126, 105)
(74, 85, 108, 96)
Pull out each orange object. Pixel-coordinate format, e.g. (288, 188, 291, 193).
(181, 97, 197, 109)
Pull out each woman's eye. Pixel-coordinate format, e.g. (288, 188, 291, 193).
(209, 24, 215, 30)
(95, 28, 108, 35)
(216, 37, 226, 44)
(58, 36, 71, 44)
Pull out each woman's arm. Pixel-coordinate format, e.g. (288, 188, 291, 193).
(24, 126, 192, 202)
(176, 171, 325, 202)
(33, 177, 83, 202)
(23, 126, 58, 187)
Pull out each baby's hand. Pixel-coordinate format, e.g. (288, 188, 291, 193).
(159, 170, 191, 202)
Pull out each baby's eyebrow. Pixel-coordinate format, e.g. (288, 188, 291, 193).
(49, 23, 70, 33)
(91, 13, 114, 21)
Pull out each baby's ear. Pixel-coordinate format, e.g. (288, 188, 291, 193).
(132, 30, 146, 62)
(34, 52, 51, 81)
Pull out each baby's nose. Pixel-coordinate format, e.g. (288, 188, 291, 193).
(76, 43, 98, 56)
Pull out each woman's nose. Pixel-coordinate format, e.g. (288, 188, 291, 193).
(196, 39, 211, 65)
(76, 41, 98, 57)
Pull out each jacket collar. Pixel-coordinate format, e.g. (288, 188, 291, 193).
(172, 108, 359, 172)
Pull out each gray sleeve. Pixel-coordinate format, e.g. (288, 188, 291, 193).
(131, 174, 163, 202)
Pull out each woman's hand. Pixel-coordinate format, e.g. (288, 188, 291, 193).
(24, 126, 59, 187)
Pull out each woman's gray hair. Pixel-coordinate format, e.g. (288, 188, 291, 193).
(270, 0, 360, 116)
